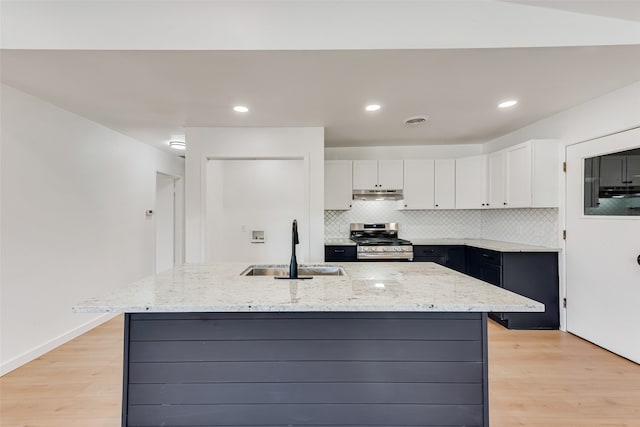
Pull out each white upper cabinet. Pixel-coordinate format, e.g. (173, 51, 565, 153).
(402, 159, 435, 209)
(487, 151, 505, 208)
(324, 160, 353, 210)
(434, 159, 456, 209)
(378, 160, 404, 189)
(502, 139, 560, 208)
(352, 160, 378, 189)
(352, 160, 403, 190)
(628, 155, 640, 186)
(505, 143, 533, 207)
(455, 155, 488, 209)
(599, 156, 626, 187)
(600, 154, 640, 186)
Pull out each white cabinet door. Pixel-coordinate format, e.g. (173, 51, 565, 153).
(352, 160, 378, 189)
(434, 159, 455, 209)
(488, 151, 505, 208)
(505, 143, 532, 207)
(455, 155, 487, 209)
(378, 160, 404, 190)
(599, 156, 626, 187)
(402, 159, 434, 209)
(324, 160, 353, 210)
(627, 155, 640, 185)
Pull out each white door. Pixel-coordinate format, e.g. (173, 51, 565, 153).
(566, 127, 640, 363)
(155, 173, 175, 273)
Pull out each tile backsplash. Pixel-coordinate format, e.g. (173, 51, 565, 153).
(325, 201, 559, 247)
(481, 208, 559, 247)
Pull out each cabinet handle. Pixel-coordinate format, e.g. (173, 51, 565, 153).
(637, 254, 640, 266)
(334, 249, 345, 253)
(404, 204, 408, 207)
(503, 202, 507, 206)
(481, 203, 485, 206)
(486, 203, 490, 206)
(482, 254, 490, 258)
(435, 204, 439, 207)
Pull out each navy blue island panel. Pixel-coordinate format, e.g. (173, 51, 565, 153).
(121, 312, 490, 427)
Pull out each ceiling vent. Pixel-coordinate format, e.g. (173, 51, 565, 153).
(404, 116, 428, 126)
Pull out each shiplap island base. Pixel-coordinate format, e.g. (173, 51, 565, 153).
(74, 262, 543, 427)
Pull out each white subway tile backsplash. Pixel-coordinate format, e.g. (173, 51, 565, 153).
(325, 202, 559, 248)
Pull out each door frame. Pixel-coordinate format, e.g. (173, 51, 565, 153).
(155, 172, 185, 272)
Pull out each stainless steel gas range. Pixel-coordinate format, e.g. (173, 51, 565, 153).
(350, 223, 414, 261)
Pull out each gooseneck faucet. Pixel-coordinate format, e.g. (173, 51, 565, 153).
(289, 219, 300, 279)
(275, 219, 312, 280)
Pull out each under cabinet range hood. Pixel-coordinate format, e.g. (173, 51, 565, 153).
(352, 189, 404, 201)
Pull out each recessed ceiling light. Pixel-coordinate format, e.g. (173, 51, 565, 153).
(233, 105, 249, 113)
(169, 140, 186, 150)
(365, 104, 381, 112)
(498, 100, 518, 109)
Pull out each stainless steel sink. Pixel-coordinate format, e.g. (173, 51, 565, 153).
(241, 264, 346, 277)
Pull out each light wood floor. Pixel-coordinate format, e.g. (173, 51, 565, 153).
(1, 317, 639, 427)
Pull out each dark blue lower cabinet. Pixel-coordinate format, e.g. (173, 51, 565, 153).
(324, 245, 357, 262)
(122, 312, 489, 426)
(466, 248, 559, 330)
(412, 245, 466, 274)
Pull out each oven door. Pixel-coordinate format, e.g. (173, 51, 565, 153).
(357, 247, 414, 261)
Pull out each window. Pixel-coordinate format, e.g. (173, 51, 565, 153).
(584, 147, 640, 216)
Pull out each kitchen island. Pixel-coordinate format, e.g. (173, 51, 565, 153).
(74, 262, 543, 427)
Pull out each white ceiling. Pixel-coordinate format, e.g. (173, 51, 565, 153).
(2, 46, 640, 153)
(503, 0, 640, 23)
(1, 1, 640, 154)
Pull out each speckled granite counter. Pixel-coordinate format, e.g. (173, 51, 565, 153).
(409, 238, 559, 252)
(73, 262, 542, 313)
(324, 238, 357, 246)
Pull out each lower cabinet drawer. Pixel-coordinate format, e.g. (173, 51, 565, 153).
(325, 246, 357, 262)
(413, 246, 446, 258)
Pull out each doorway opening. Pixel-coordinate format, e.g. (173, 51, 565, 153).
(155, 172, 184, 273)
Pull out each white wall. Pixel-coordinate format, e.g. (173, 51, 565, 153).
(325, 144, 483, 160)
(206, 159, 307, 263)
(0, 85, 185, 375)
(185, 127, 325, 263)
(484, 81, 640, 152)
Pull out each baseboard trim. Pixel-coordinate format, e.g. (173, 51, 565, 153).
(0, 312, 118, 376)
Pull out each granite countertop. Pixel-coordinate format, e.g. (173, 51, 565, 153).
(409, 238, 560, 252)
(73, 262, 543, 314)
(325, 238, 559, 252)
(324, 238, 357, 246)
